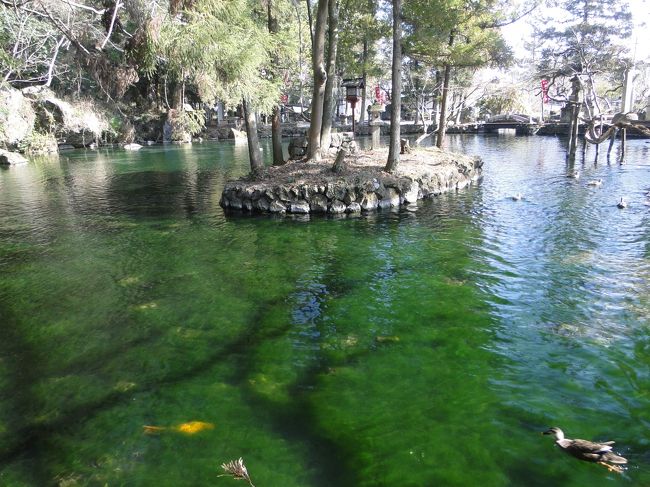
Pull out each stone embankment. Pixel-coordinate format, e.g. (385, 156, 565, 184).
(220, 147, 482, 215)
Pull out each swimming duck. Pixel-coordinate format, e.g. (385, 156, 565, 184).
(567, 170, 580, 179)
(586, 179, 602, 186)
(511, 193, 523, 201)
(543, 427, 627, 473)
(617, 198, 627, 209)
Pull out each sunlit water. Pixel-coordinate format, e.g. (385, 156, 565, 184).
(1, 135, 650, 486)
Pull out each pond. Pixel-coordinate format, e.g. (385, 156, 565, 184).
(1, 135, 650, 486)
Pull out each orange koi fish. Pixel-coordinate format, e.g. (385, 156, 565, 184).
(143, 421, 214, 435)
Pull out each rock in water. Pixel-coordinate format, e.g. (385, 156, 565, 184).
(0, 150, 28, 165)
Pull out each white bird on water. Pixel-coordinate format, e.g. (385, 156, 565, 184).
(511, 193, 523, 201)
(617, 198, 627, 209)
(586, 178, 602, 186)
(567, 169, 580, 179)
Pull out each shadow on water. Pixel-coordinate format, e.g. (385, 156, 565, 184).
(0, 303, 58, 484)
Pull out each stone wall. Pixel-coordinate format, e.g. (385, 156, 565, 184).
(220, 150, 482, 215)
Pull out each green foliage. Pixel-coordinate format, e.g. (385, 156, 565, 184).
(156, 0, 297, 112)
(170, 109, 204, 140)
(18, 131, 57, 154)
(404, 0, 513, 69)
(529, 0, 634, 121)
(109, 115, 123, 136)
(536, 0, 631, 77)
(477, 85, 528, 117)
(535, 0, 632, 103)
(337, 0, 388, 78)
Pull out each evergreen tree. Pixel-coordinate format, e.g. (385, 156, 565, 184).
(157, 0, 294, 174)
(337, 0, 386, 125)
(535, 0, 632, 119)
(384, 0, 402, 173)
(404, 0, 512, 148)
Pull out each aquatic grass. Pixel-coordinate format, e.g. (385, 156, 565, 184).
(2, 139, 650, 485)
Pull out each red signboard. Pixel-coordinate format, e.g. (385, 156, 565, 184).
(280, 94, 288, 104)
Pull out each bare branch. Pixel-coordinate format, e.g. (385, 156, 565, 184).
(486, 2, 542, 29)
(45, 36, 65, 86)
(39, 1, 91, 56)
(100, 0, 122, 50)
(59, 0, 106, 15)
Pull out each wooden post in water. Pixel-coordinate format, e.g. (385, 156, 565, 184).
(619, 68, 634, 164)
(620, 128, 626, 163)
(567, 76, 582, 162)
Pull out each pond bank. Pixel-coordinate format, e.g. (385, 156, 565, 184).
(219, 147, 482, 214)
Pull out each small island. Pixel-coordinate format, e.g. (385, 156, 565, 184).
(220, 146, 482, 214)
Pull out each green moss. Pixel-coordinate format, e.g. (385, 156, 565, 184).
(19, 131, 57, 154)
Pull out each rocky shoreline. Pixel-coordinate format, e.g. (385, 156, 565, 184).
(220, 147, 482, 215)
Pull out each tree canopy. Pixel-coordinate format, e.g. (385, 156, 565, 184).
(2, 0, 642, 174)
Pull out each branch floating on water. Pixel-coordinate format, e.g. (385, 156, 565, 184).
(219, 457, 255, 487)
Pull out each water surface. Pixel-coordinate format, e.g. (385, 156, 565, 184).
(1, 135, 650, 486)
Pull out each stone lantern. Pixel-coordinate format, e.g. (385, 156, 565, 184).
(369, 102, 385, 149)
(342, 77, 364, 134)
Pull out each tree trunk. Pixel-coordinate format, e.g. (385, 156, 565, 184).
(320, 0, 339, 152)
(433, 69, 441, 132)
(436, 31, 454, 149)
(359, 39, 368, 125)
(267, 0, 284, 165)
(243, 98, 264, 179)
(435, 64, 451, 148)
(172, 80, 183, 110)
(384, 0, 402, 173)
(306, 0, 314, 49)
(306, 0, 329, 160)
(271, 107, 284, 165)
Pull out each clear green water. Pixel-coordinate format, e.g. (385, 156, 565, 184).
(1, 136, 650, 486)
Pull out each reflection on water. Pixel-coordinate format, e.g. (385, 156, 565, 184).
(1, 136, 650, 486)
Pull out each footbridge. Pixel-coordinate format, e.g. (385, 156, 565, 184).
(481, 114, 541, 135)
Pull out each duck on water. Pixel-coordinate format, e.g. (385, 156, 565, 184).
(543, 427, 627, 473)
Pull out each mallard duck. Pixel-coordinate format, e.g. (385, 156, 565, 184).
(511, 193, 523, 201)
(586, 178, 602, 186)
(543, 427, 627, 473)
(567, 170, 580, 179)
(617, 198, 627, 209)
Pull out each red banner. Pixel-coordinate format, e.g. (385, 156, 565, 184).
(541, 79, 549, 104)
